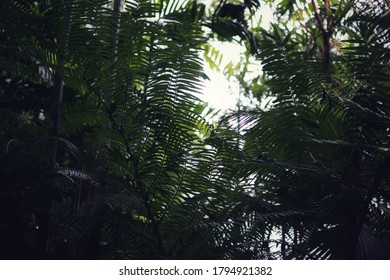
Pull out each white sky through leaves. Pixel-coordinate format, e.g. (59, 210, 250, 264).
(200, 0, 275, 117)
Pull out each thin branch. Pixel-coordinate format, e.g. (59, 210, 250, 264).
(311, 0, 331, 67)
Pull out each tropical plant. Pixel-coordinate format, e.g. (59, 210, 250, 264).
(217, 0, 390, 259)
(1, 0, 389, 260)
(0, 0, 245, 259)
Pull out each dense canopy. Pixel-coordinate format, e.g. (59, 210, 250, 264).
(0, 0, 389, 259)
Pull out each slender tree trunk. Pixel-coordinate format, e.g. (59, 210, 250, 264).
(48, 0, 73, 164)
(281, 226, 286, 259)
(83, 150, 107, 259)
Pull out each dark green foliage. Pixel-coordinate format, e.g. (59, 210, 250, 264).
(225, 0, 390, 259)
(0, 0, 243, 259)
(1, 0, 389, 260)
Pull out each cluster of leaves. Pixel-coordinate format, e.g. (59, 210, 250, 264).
(0, 0, 250, 259)
(1, 0, 389, 260)
(220, 0, 390, 259)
